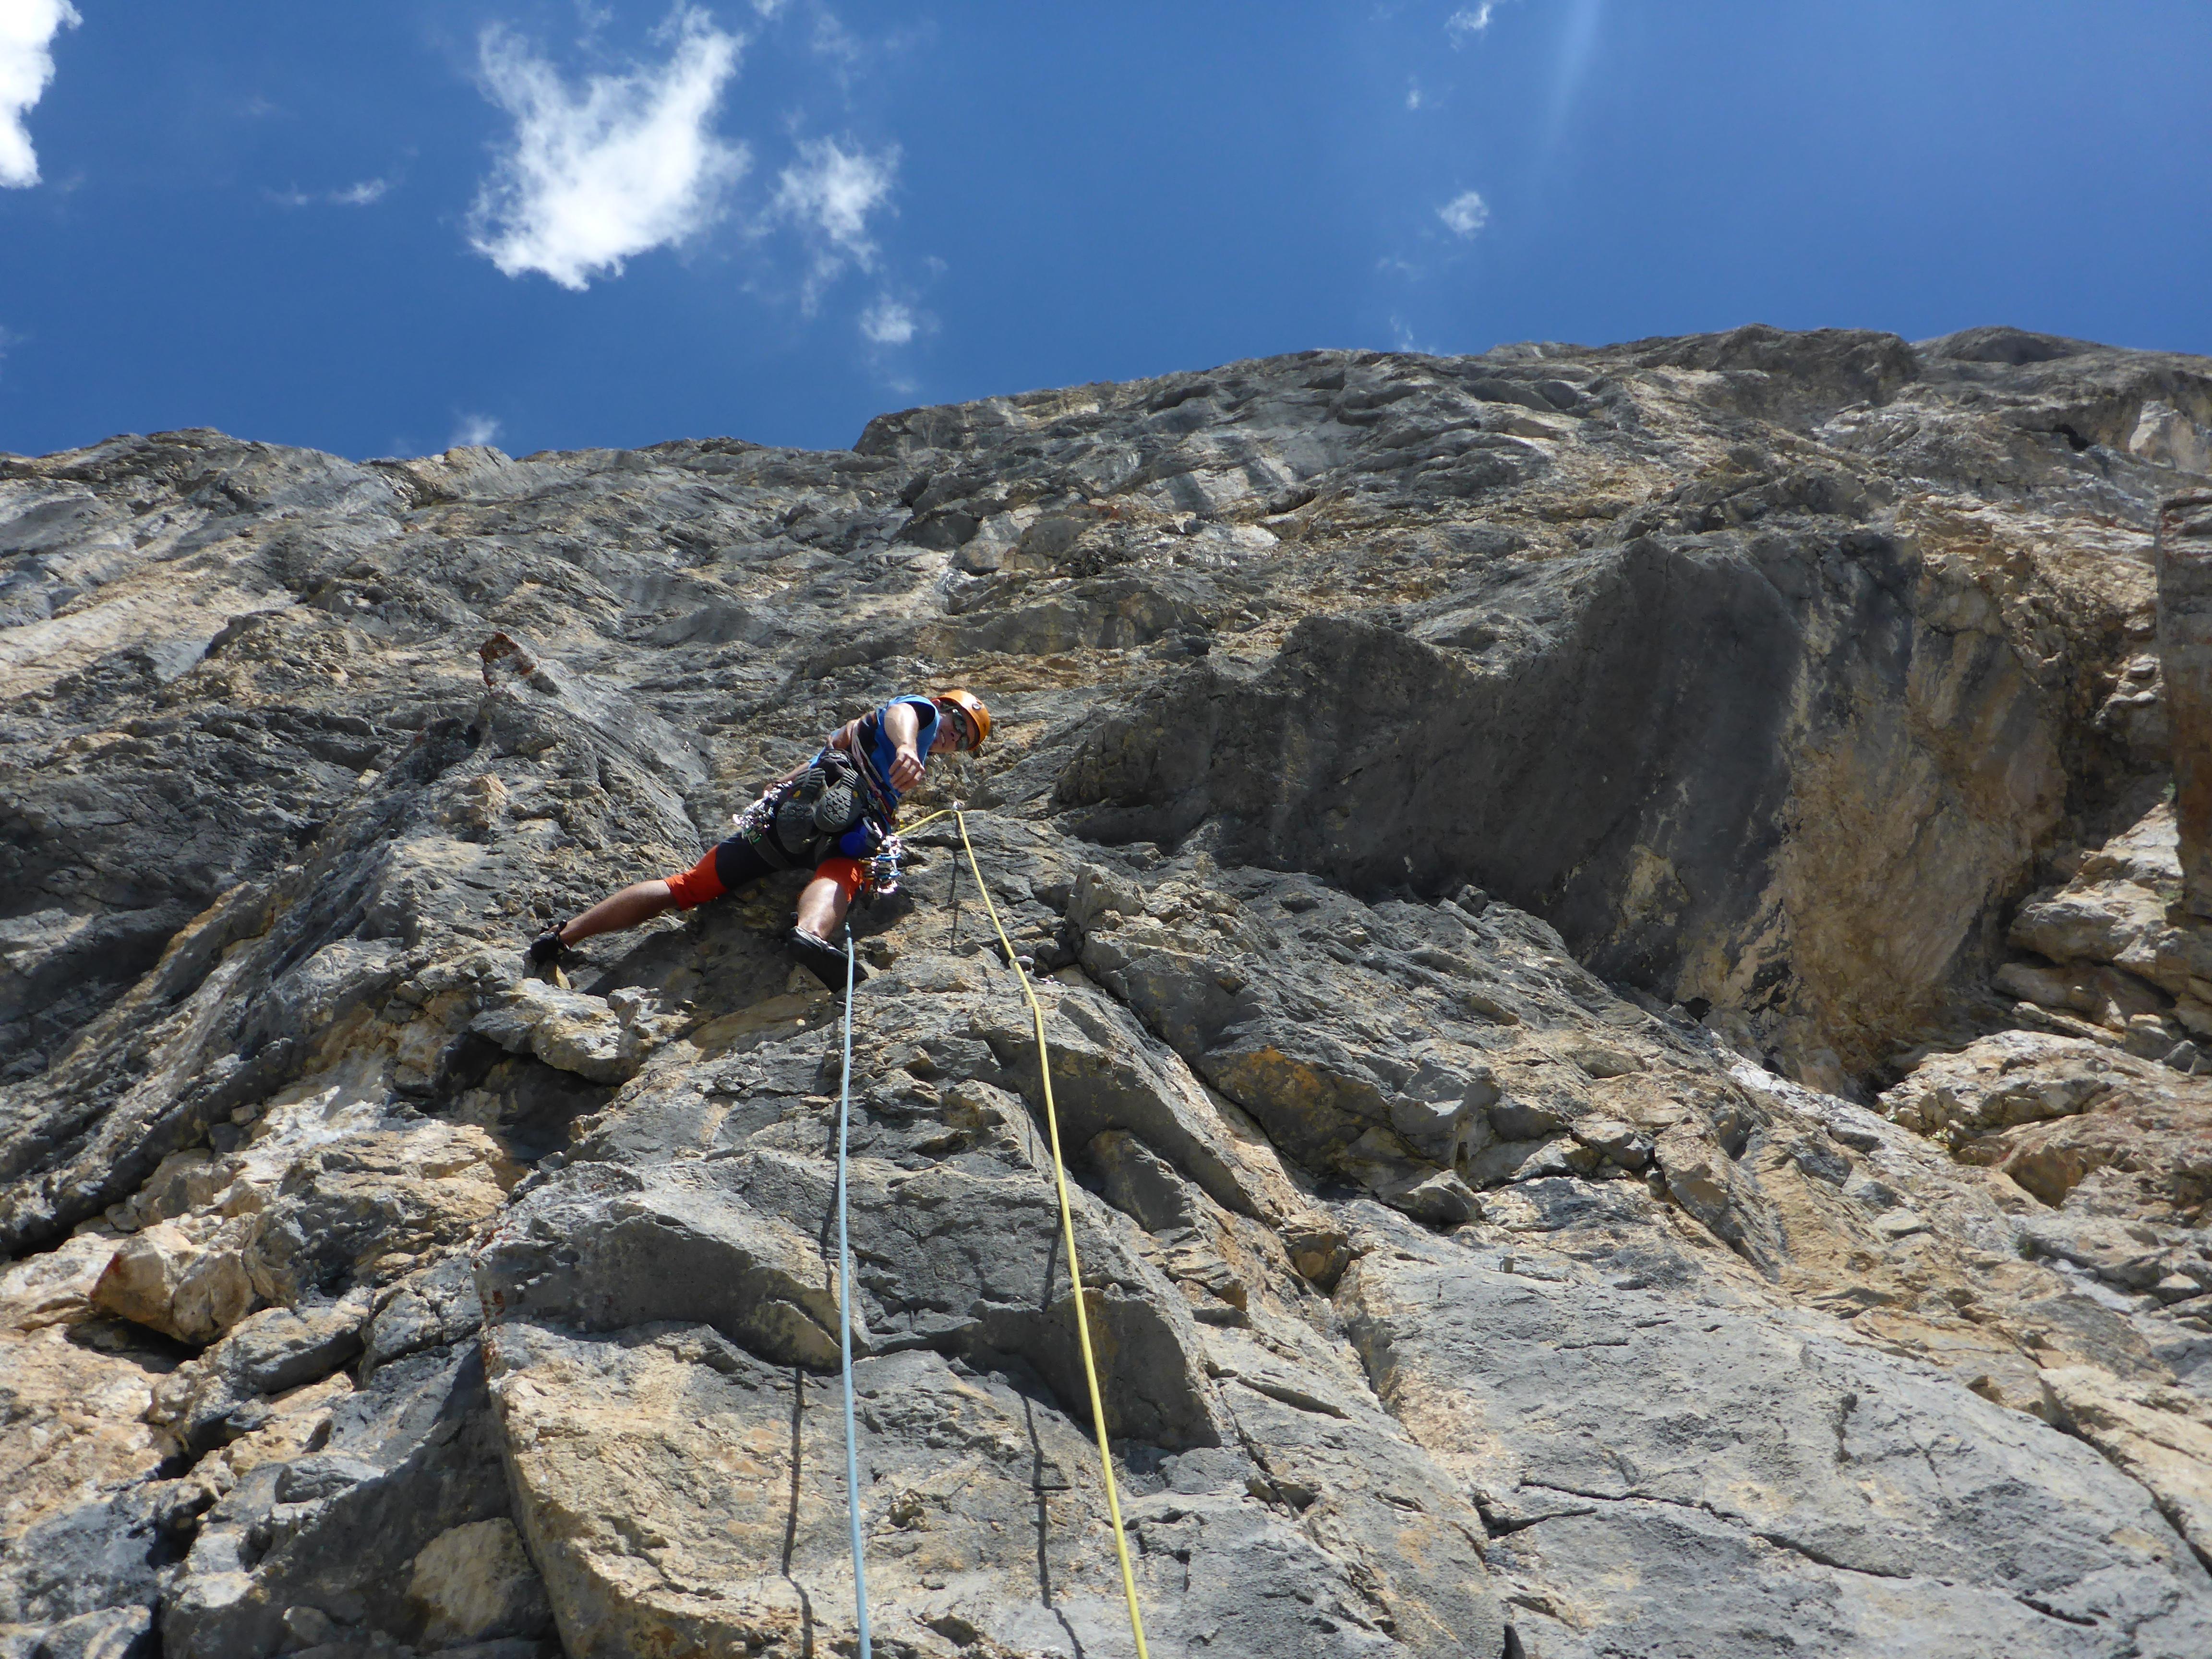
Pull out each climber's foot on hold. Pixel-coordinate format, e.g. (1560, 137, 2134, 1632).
(527, 924, 576, 981)
(788, 927, 865, 993)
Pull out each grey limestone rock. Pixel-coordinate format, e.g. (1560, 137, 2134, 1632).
(1345, 1226, 2212, 1657)
(5, 330, 2212, 1657)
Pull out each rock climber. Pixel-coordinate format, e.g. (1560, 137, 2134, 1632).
(529, 689, 990, 989)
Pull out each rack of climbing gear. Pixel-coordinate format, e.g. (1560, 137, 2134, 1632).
(861, 834, 905, 901)
(834, 930, 874, 1659)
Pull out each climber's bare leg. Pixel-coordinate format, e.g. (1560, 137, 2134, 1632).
(794, 874, 853, 940)
(560, 880, 676, 945)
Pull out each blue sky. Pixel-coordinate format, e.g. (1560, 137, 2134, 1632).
(2, 1, 2207, 461)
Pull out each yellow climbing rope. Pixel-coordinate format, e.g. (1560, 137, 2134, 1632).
(954, 809, 1152, 1659)
(897, 803, 955, 835)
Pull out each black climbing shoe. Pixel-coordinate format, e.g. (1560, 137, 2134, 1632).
(528, 926, 575, 969)
(788, 927, 866, 993)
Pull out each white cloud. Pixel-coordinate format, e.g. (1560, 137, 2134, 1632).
(1405, 83, 1424, 111)
(773, 137, 894, 256)
(468, 8, 747, 291)
(0, 0, 79, 189)
(1389, 316, 1432, 354)
(272, 178, 391, 210)
(772, 135, 897, 310)
(859, 295, 915, 345)
(1438, 189, 1490, 238)
(451, 413, 503, 448)
(1446, 4, 1496, 46)
(809, 7, 861, 66)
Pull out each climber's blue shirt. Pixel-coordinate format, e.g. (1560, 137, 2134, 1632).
(817, 695, 940, 856)
(857, 695, 942, 805)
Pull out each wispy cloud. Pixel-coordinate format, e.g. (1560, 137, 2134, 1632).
(1438, 189, 1490, 238)
(1445, 4, 1497, 46)
(771, 135, 897, 311)
(1405, 82, 1424, 111)
(451, 413, 504, 448)
(1390, 315, 1434, 354)
(1545, 0, 1604, 153)
(0, 0, 79, 189)
(468, 7, 746, 291)
(858, 295, 916, 346)
(809, 6, 861, 66)
(790, 5, 936, 93)
(271, 177, 391, 209)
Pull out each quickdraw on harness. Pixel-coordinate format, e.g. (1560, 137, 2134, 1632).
(860, 835, 906, 901)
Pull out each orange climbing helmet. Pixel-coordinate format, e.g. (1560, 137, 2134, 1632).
(933, 688, 991, 751)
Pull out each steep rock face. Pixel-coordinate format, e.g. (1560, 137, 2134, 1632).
(2, 327, 2212, 1659)
(1049, 328, 2198, 1079)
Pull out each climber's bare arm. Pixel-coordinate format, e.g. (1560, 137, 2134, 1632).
(881, 702, 924, 790)
(764, 709, 916, 792)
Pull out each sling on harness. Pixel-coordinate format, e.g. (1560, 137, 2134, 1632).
(842, 713, 904, 827)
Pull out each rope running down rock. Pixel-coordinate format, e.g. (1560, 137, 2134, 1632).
(954, 808, 1153, 1659)
(836, 929, 874, 1659)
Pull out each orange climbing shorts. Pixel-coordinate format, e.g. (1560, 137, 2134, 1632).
(664, 836, 866, 911)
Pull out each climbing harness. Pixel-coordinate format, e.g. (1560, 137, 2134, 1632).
(955, 809, 1152, 1659)
(835, 929, 874, 1659)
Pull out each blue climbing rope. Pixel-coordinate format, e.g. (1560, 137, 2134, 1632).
(836, 929, 872, 1658)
